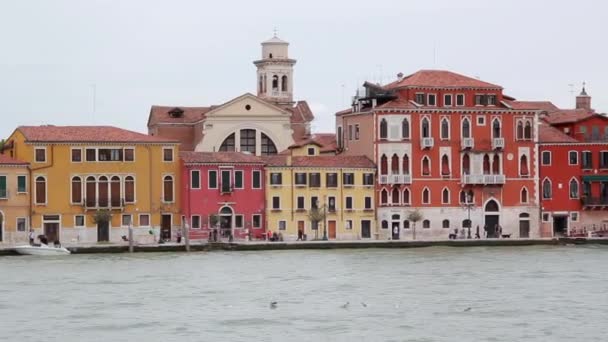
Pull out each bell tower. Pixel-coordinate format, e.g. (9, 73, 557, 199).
(575, 83, 592, 111)
(253, 33, 296, 105)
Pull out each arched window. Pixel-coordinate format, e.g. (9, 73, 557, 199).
(422, 188, 430, 204)
(520, 155, 529, 176)
(98, 176, 109, 207)
(485, 200, 499, 212)
(380, 119, 388, 139)
(462, 153, 470, 175)
(521, 187, 529, 204)
(462, 219, 472, 228)
(570, 178, 579, 199)
(441, 155, 450, 176)
(442, 188, 450, 204)
(259, 76, 264, 93)
(460, 190, 467, 204)
(422, 220, 430, 229)
(110, 176, 121, 207)
(492, 118, 501, 138)
(524, 121, 532, 139)
(542, 179, 552, 199)
(219, 133, 236, 152)
(403, 220, 410, 229)
(220, 206, 233, 215)
(492, 154, 500, 175)
(86, 176, 96, 207)
(240, 129, 256, 154)
(391, 154, 399, 174)
(281, 75, 288, 92)
(441, 118, 449, 139)
(125, 176, 135, 203)
(403, 188, 410, 205)
(461, 190, 474, 204)
(483, 154, 491, 174)
(392, 187, 400, 205)
(421, 117, 430, 138)
(442, 219, 450, 229)
(402, 119, 410, 139)
(163, 175, 174, 202)
(261, 133, 277, 155)
(35, 176, 46, 205)
(381, 220, 388, 229)
(519, 213, 530, 219)
(272, 75, 279, 90)
(380, 155, 388, 175)
(462, 118, 471, 138)
(422, 157, 430, 176)
(381, 189, 388, 205)
(402, 154, 410, 175)
(71, 176, 82, 204)
(517, 121, 524, 140)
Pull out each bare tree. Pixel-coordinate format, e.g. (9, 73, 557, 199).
(407, 209, 423, 240)
(308, 207, 326, 240)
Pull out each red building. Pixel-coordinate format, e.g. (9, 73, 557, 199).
(180, 152, 266, 240)
(337, 70, 540, 239)
(539, 88, 608, 237)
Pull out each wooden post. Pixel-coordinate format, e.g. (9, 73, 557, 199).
(128, 220, 134, 253)
(183, 221, 190, 252)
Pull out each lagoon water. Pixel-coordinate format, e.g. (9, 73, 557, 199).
(1, 246, 607, 342)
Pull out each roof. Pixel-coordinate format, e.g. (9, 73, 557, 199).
(148, 105, 214, 126)
(181, 151, 264, 164)
(507, 101, 559, 112)
(17, 126, 178, 144)
(291, 101, 314, 123)
(538, 124, 578, 143)
(262, 36, 288, 44)
(264, 155, 375, 168)
(376, 99, 419, 110)
(0, 153, 28, 166)
(385, 70, 502, 89)
(543, 109, 595, 125)
(289, 133, 337, 152)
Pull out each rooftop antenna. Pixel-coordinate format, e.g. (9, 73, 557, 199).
(90, 84, 96, 124)
(273, 27, 278, 37)
(568, 83, 575, 97)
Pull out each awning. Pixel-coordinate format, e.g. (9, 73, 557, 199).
(582, 175, 608, 182)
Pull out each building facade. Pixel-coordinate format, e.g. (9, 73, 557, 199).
(0, 154, 30, 244)
(181, 152, 266, 240)
(337, 70, 541, 239)
(5, 126, 181, 243)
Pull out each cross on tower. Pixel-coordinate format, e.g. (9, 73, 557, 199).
(273, 27, 278, 37)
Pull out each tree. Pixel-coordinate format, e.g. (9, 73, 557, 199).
(92, 209, 112, 225)
(0, 139, 5, 153)
(209, 214, 220, 228)
(307, 207, 326, 240)
(407, 209, 423, 240)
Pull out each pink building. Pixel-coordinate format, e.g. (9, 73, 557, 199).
(180, 152, 266, 240)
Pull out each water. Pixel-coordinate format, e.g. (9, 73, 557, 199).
(1, 246, 607, 342)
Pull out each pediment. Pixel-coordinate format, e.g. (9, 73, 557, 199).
(205, 93, 290, 117)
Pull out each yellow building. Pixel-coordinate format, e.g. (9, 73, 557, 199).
(265, 144, 376, 240)
(0, 153, 30, 244)
(6, 126, 181, 243)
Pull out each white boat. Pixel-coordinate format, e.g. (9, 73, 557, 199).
(14, 244, 71, 256)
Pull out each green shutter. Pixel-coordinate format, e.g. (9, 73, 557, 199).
(17, 175, 26, 193)
(582, 175, 608, 182)
(0, 176, 6, 197)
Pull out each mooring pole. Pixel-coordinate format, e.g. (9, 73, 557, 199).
(183, 221, 190, 252)
(128, 220, 134, 253)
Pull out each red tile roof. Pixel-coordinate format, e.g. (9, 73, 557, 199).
(385, 70, 502, 89)
(290, 133, 337, 153)
(543, 109, 595, 125)
(181, 151, 264, 164)
(17, 126, 178, 144)
(291, 101, 314, 123)
(148, 106, 214, 126)
(538, 124, 578, 143)
(264, 155, 375, 168)
(507, 101, 559, 111)
(0, 153, 28, 166)
(376, 99, 419, 110)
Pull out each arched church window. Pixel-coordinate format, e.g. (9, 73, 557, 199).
(272, 75, 279, 90)
(240, 129, 256, 154)
(261, 133, 278, 155)
(281, 76, 288, 92)
(219, 133, 236, 152)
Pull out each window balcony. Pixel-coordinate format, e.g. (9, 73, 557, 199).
(421, 137, 434, 149)
(388, 174, 412, 184)
(492, 138, 505, 150)
(461, 174, 506, 185)
(582, 197, 608, 209)
(379, 175, 389, 184)
(83, 198, 126, 210)
(461, 138, 474, 149)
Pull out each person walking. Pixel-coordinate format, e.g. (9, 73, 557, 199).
(176, 229, 182, 244)
(28, 229, 35, 245)
(475, 225, 481, 239)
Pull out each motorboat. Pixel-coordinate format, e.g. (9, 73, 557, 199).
(13, 244, 71, 256)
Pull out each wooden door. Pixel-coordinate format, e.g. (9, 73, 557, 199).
(361, 220, 371, 239)
(44, 223, 59, 243)
(161, 215, 172, 240)
(328, 221, 337, 240)
(519, 220, 530, 238)
(97, 221, 109, 242)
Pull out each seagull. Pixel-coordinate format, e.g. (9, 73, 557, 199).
(270, 301, 278, 309)
(361, 302, 367, 308)
(340, 302, 350, 309)
(464, 307, 472, 312)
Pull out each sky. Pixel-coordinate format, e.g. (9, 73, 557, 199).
(1, 0, 606, 138)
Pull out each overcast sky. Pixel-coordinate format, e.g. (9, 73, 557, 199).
(1, 0, 606, 138)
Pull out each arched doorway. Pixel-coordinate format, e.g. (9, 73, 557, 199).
(484, 199, 500, 238)
(219, 206, 233, 238)
(391, 214, 400, 240)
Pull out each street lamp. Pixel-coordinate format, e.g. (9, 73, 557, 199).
(462, 189, 475, 239)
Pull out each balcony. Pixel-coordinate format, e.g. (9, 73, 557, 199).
(492, 138, 505, 150)
(421, 137, 434, 149)
(461, 174, 506, 185)
(83, 198, 125, 210)
(461, 138, 474, 149)
(582, 197, 608, 210)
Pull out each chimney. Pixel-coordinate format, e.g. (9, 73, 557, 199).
(286, 155, 292, 166)
(576, 84, 592, 111)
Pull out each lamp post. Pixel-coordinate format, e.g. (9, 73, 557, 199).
(463, 190, 475, 239)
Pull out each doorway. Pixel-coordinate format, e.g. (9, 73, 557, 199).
(484, 200, 500, 238)
(42, 215, 61, 243)
(161, 214, 172, 240)
(219, 207, 233, 238)
(519, 213, 530, 238)
(361, 220, 371, 239)
(97, 221, 110, 242)
(391, 222, 400, 240)
(297, 221, 305, 237)
(553, 215, 568, 237)
(328, 220, 337, 240)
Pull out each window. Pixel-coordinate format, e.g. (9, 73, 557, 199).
(252, 170, 261, 189)
(270, 172, 282, 186)
(348, 125, 353, 140)
(263, 133, 278, 155)
(571, 212, 579, 222)
(442, 188, 450, 204)
(542, 151, 551, 165)
(71, 149, 82, 162)
(422, 157, 430, 176)
(86, 176, 96, 207)
(110, 176, 120, 207)
(583, 182, 591, 197)
(307, 147, 315, 156)
(380, 189, 388, 205)
(234, 171, 243, 189)
(492, 154, 500, 175)
(403, 188, 410, 205)
(402, 154, 410, 175)
(139, 214, 150, 227)
(381, 220, 389, 229)
(427, 94, 437, 106)
(240, 129, 256, 154)
(421, 117, 430, 138)
(520, 155, 529, 176)
(278, 221, 287, 231)
(235, 215, 243, 228)
(462, 153, 470, 175)
(295, 173, 307, 186)
(121, 214, 132, 227)
(380, 155, 388, 175)
(98, 176, 109, 207)
(487, 95, 497, 106)
(542, 213, 550, 222)
(441, 118, 449, 140)
(582, 151, 592, 169)
(337, 127, 343, 149)
(364, 197, 372, 210)
(391, 154, 399, 174)
(475, 94, 484, 106)
(221, 170, 231, 193)
(75, 215, 85, 227)
(345, 197, 353, 210)
(124, 148, 134, 162)
(380, 119, 388, 139)
(477, 116, 486, 126)
(325, 173, 338, 188)
(403, 220, 410, 229)
(86, 148, 96, 162)
(297, 196, 305, 210)
(208, 170, 218, 189)
(343, 173, 354, 186)
(345, 220, 353, 230)
(422, 220, 430, 229)
(35, 176, 46, 204)
(98, 148, 123, 162)
(516, 121, 524, 140)
(483, 154, 491, 174)
(392, 187, 400, 205)
(462, 118, 471, 138)
(125, 176, 135, 203)
(600, 151, 608, 168)
(456, 94, 465, 106)
(191, 170, 201, 189)
(163, 148, 174, 162)
(441, 155, 450, 176)
(252, 215, 261, 228)
(219, 133, 236, 152)
(570, 179, 579, 199)
(444, 94, 452, 107)
(35, 148, 46, 163)
(355, 124, 360, 140)
(71, 176, 82, 204)
(402, 119, 410, 139)
(309, 173, 321, 188)
(328, 197, 336, 212)
(17, 175, 27, 193)
(363, 173, 374, 186)
(422, 188, 430, 204)
(163, 175, 174, 202)
(17, 217, 27, 232)
(569, 151, 578, 165)
(542, 179, 552, 199)
(524, 121, 532, 140)
(521, 188, 528, 204)
(442, 220, 450, 229)
(272, 196, 280, 210)
(492, 119, 501, 138)
(311, 197, 318, 209)
(415, 93, 425, 105)
(190, 215, 201, 229)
